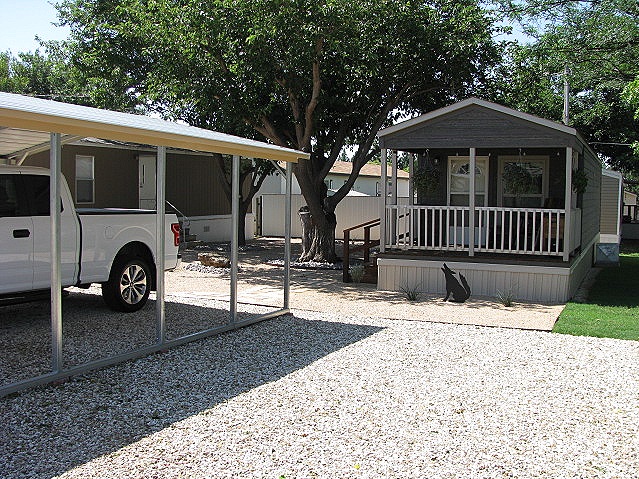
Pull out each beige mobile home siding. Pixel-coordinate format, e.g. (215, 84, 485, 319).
(26, 145, 139, 208)
(600, 173, 620, 236)
(165, 154, 230, 216)
(24, 145, 235, 215)
(580, 149, 601, 248)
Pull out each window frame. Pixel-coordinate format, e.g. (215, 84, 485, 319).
(75, 155, 95, 204)
(497, 155, 549, 208)
(446, 156, 489, 206)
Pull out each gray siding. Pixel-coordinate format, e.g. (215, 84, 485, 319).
(381, 105, 580, 150)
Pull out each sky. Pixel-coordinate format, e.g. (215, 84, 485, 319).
(0, 0, 70, 54)
(0, 0, 532, 56)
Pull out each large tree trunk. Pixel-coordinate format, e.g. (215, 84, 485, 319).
(236, 200, 250, 247)
(298, 205, 338, 263)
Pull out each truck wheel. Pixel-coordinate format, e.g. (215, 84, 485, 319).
(102, 256, 152, 312)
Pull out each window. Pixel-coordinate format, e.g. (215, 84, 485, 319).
(498, 156, 548, 207)
(75, 155, 94, 204)
(447, 156, 488, 206)
(0, 175, 20, 217)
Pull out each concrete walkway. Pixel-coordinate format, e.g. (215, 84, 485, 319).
(167, 238, 564, 331)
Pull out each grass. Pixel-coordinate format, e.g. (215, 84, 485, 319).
(553, 242, 639, 341)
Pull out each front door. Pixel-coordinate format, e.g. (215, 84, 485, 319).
(138, 155, 156, 209)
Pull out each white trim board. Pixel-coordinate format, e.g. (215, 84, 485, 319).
(377, 258, 572, 276)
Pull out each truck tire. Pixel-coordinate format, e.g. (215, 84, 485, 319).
(102, 256, 152, 312)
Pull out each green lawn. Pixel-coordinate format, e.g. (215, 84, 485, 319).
(553, 243, 639, 341)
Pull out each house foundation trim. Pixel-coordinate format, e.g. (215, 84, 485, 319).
(377, 242, 594, 304)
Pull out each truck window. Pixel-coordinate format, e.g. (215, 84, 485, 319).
(22, 175, 64, 216)
(0, 175, 29, 217)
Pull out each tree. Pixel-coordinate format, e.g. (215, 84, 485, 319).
(213, 155, 276, 245)
(57, 0, 501, 262)
(0, 45, 140, 111)
(488, 0, 639, 176)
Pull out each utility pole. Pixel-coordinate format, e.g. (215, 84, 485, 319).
(563, 64, 570, 125)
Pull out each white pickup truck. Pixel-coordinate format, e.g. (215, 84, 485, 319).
(0, 166, 180, 312)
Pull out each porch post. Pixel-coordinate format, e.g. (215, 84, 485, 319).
(391, 150, 398, 206)
(380, 148, 387, 253)
(468, 147, 476, 257)
(408, 153, 415, 205)
(563, 147, 573, 262)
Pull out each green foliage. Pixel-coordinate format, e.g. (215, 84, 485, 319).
(413, 163, 440, 196)
(55, 0, 502, 261)
(502, 162, 536, 197)
(553, 251, 639, 341)
(400, 283, 421, 302)
(349, 264, 365, 283)
(485, 0, 639, 176)
(0, 45, 137, 111)
(571, 168, 588, 194)
(496, 289, 515, 307)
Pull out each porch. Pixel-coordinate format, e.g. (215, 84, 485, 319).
(370, 98, 602, 303)
(385, 205, 582, 259)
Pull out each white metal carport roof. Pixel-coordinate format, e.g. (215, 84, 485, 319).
(0, 92, 306, 396)
(0, 92, 307, 162)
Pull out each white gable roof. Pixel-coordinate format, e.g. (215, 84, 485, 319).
(0, 92, 307, 162)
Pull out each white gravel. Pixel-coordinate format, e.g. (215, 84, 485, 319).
(2, 310, 638, 479)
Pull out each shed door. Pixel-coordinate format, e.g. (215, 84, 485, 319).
(138, 155, 156, 209)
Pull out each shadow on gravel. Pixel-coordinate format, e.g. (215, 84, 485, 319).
(0, 289, 240, 385)
(0, 312, 384, 479)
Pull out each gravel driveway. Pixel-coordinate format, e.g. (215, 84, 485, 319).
(1, 239, 636, 478)
(2, 309, 638, 479)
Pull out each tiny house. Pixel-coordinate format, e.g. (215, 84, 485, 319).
(376, 98, 603, 303)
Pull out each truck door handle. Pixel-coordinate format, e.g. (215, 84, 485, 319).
(13, 229, 30, 238)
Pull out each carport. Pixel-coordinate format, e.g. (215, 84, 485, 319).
(0, 92, 308, 396)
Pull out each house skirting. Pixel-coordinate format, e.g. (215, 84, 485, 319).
(186, 214, 255, 242)
(622, 223, 639, 240)
(377, 243, 594, 304)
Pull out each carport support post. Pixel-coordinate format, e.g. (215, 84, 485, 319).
(50, 133, 63, 372)
(230, 155, 240, 323)
(155, 146, 167, 344)
(284, 161, 292, 309)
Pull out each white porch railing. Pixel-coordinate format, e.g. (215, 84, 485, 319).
(385, 205, 581, 257)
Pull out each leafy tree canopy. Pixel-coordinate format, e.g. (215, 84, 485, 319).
(488, 0, 639, 176)
(56, 0, 501, 261)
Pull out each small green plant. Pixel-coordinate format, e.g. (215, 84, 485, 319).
(572, 168, 589, 194)
(413, 163, 440, 195)
(350, 263, 365, 283)
(496, 289, 515, 307)
(400, 283, 421, 301)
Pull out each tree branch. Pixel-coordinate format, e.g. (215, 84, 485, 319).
(300, 37, 323, 150)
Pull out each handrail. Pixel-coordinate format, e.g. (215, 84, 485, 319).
(343, 217, 380, 234)
(343, 218, 381, 282)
